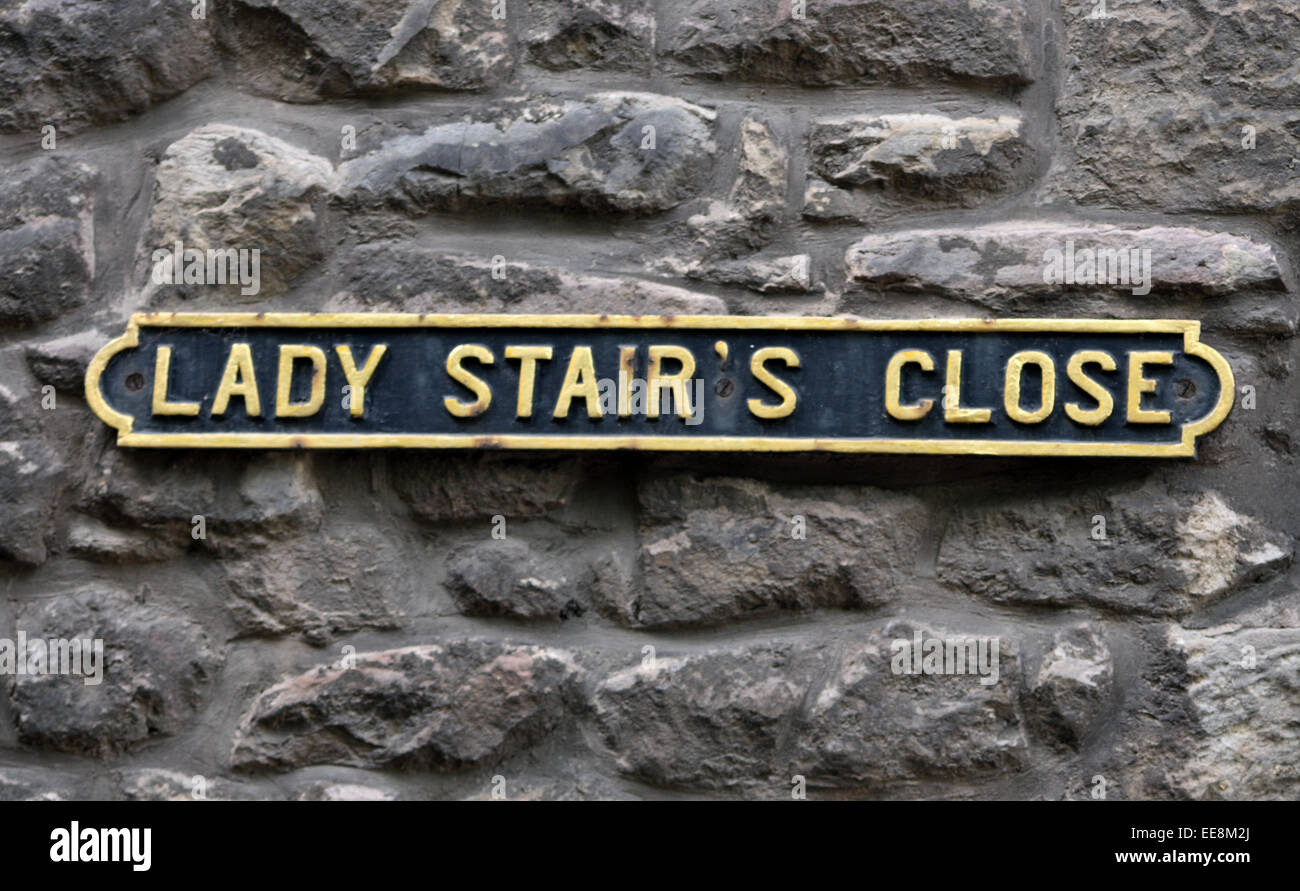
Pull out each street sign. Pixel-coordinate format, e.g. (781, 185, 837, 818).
(86, 313, 1234, 457)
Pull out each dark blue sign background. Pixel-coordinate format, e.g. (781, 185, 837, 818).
(96, 325, 1219, 446)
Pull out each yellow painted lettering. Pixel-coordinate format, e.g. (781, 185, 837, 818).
(885, 349, 935, 421)
(151, 346, 199, 416)
(504, 345, 553, 418)
(1065, 350, 1115, 426)
(552, 346, 602, 419)
(747, 347, 799, 419)
(444, 344, 494, 418)
(1004, 350, 1055, 424)
(276, 345, 326, 418)
(1127, 351, 1173, 424)
(646, 345, 695, 420)
(211, 343, 261, 417)
(945, 350, 993, 424)
(335, 344, 387, 418)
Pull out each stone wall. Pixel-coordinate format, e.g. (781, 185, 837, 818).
(1, 0, 1298, 800)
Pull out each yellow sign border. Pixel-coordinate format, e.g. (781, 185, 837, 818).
(85, 313, 1235, 457)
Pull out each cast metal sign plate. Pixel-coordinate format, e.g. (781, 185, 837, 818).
(86, 313, 1234, 457)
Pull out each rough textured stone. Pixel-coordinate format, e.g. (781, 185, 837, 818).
(661, 0, 1034, 86)
(0, 157, 97, 327)
(802, 176, 861, 223)
(65, 515, 184, 564)
(232, 642, 580, 771)
(0, 0, 213, 131)
(223, 526, 408, 644)
(938, 484, 1291, 616)
(86, 452, 321, 533)
(807, 113, 1030, 216)
(116, 768, 260, 802)
(1171, 626, 1300, 800)
(1051, 0, 1300, 214)
(446, 538, 577, 619)
(1085, 628, 1208, 802)
(1025, 625, 1113, 751)
(814, 114, 1023, 188)
(458, 772, 624, 801)
(630, 475, 928, 627)
(0, 438, 62, 567)
(445, 537, 630, 620)
(680, 114, 786, 256)
(24, 331, 103, 391)
(145, 124, 335, 301)
(526, 0, 652, 71)
(680, 201, 762, 258)
(1221, 586, 1300, 631)
(294, 781, 397, 802)
(844, 223, 1293, 333)
(728, 115, 787, 226)
(326, 244, 727, 315)
(2, 0, 1297, 804)
(846, 223, 1285, 300)
(594, 628, 1026, 791)
(678, 253, 813, 294)
(10, 585, 220, 758)
(0, 353, 62, 568)
(392, 454, 585, 523)
(338, 94, 716, 215)
(0, 767, 69, 801)
(83, 451, 211, 529)
(217, 0, 511, 100)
